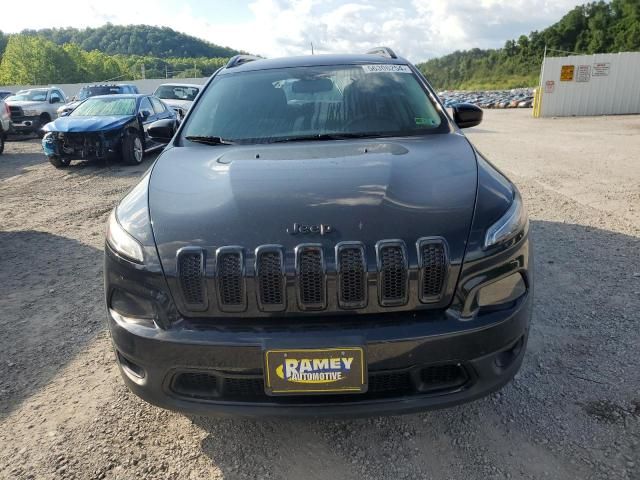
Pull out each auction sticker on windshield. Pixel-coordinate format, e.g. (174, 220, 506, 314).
(264, 347, 367, 395)
(362, 64, 412, 74)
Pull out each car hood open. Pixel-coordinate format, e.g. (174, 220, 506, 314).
(43, 115, 135, 133)
(149, 133, 479, 279)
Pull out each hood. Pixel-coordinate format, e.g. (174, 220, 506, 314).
(149, 133, 478, 276)
(6, 100, 44, 108)
(43, 115, 135, 133)
(160, 99, 192, 110)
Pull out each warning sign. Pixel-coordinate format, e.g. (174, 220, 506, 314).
(576, 65, 591, 82)
(545, 80, 555, 93)
(560, 65, 575, 81)
(592, 62, 610, 77)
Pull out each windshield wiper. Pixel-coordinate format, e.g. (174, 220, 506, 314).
(185, 135, 235, 145)
(268, 133, 382, 144)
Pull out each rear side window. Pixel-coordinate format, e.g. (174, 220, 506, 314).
(183, 64, 445, 144)
(139, 97, 153, 114)
(150, 97, 166, 114)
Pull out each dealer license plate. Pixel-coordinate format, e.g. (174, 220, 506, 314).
(264, 347, 367, 396)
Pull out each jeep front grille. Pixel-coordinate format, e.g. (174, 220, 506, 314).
(216, 247, 246, 311)
(175, 238, 450, 314)
(177, 248, 207, 309)
(255, 246, 285, 311)
(296, 245, 326, 310)
(377, 241, 409, 306)
(418, 238, 448, 303)
(336, 242, 367, 309)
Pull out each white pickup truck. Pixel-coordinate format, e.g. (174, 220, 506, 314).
(5, 87, 67, 136)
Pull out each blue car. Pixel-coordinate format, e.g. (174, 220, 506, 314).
(42, 94, 177, 168)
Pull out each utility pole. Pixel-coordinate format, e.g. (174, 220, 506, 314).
(166, 65, 168, 79)
(311, 42, 314, 55)
(141, 63, 146, 80)
(194, 60, 197, 78)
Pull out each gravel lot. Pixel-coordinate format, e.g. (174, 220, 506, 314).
(0, 109, 638, 480)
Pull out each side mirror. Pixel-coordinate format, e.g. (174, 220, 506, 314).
(140, 109, 152, 119)
(59, 110, 70, 117)
(148, 119, 175, 142)
(452, 103, 483, 129)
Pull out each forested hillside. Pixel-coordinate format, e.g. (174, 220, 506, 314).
(22, 25, 241, 58)
(0, 27, 234, 85)
(417, 0, 640, 90)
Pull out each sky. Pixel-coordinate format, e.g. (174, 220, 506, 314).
(0, 0, 589, 62)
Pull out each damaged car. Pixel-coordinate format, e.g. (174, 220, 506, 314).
(42, 94, 176, 168)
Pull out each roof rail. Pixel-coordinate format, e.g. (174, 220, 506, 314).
(226, 55, 262, 69)
(365, 47, 398, 59)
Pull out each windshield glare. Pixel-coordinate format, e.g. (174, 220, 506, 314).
(182, 65, 444, 144)
(155, 85, 199, 101)
(70, 97, 136, 117)
(7, 89, 49, 102)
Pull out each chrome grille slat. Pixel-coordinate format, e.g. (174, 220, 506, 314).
(376, 240, 409, 306)
(216, 247, 246, 312)
(336, 242, 367, 309)
(255, 245, 286, 312)
(177, 247, 207, 309)
(296, 244, 326, 310)
(417, 237, 448, 303)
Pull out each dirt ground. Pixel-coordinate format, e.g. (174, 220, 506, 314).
(0, 109, 638, 480)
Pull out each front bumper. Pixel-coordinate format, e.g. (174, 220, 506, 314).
(42, 131, 121, 160)
(11, 116, 41, 133)
(108, 292, 531, 417)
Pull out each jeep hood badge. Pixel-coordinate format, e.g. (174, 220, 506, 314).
(287, 223, 333, 235)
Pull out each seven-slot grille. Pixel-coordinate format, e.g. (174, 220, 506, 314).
(216, 247, 246, 311)
(377, 241, 409, 306)
(418, 238, 448, 303)
(255, 246, 286, 311)
(177, 248, 207, 309)
(336, 242, 367, 309)
(296, 245, 326, 310)
(176, 238, 448, 313)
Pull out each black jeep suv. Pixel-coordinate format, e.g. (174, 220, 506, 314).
(104, 48, 532, 417)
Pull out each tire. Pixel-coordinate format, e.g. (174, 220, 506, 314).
(121, 131, 144, 165)
(48, 155, 71, 168)
(38, 113, 51, 138)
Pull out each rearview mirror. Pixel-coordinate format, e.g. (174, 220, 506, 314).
(148, 119, 176, 142)
(452, 103, 483, 129)
(292, 78, 334, 94)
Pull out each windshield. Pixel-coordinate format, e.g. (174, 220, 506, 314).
(70, 97, 136, 117)
(182, 64, 445, 144)
(155, 85, 199, 101)
(77, 86, 123, 101)
(7, 89, 49, 102)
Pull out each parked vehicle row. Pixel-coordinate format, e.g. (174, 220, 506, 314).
(0, 82, 188, 161)
(42, 94, 177, 168)
(439, 89, 535, 109)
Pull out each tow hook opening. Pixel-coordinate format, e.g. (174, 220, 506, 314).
(117, 351, 146, 381)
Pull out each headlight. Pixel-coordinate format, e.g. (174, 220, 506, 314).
(23, 109, 38, 116)
(106, 210, 144, 263)
(484, 191, 528, 248)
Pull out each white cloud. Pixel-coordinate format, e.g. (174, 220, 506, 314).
(0, 0, 588, 62)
